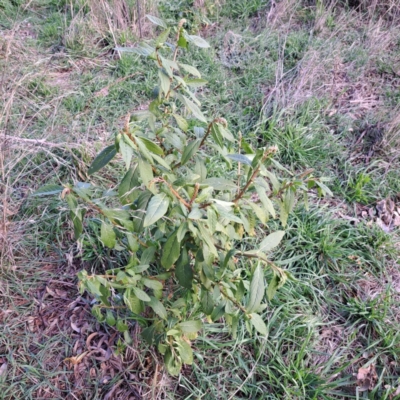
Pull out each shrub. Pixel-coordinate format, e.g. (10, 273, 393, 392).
(34, 16, 330, 375)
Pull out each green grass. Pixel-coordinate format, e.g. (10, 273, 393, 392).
(2, 0, 400, 399)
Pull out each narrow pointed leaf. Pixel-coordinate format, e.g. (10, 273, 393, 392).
(161, 230, 181, 270)
(259, 231, 285, 253)
(88, 145, 117, 175)
(250, 313, 268, 335)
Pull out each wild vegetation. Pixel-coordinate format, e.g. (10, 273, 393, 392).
(1, 0, 400, 399)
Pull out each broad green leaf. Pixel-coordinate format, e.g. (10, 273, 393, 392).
(155, 28, 170, 46)
(138, 158, 154, 187)
(217, 124, 235, 142)
(247, 201, 268, 224)
(267, 274, 280, 301)
(159, 55, 179, 77)
(120, 137, 133, 171)
(142, 278, 163, 291)
(32, 184, 63, 197)
(132, 190, 152, 233)
(179, 63, 201, 78)
(118, 165, 140, 204)
(177, 31, 188, 48)
(142, 325, 156, 345)
(185, 78, 208, 87)
(181, 139, 200, 166)
(145, 14, 167, 28)
(247, 264, 264, 313)
(178, 320, 202, 334)
(202, 178, 237, 191)
(115, 43, 155, 56)
(100, 221, 116, 248)
(197, 222, 218, 256)
(161, 230, 181, 270)
(188, 207, 202, 220)
(116, 319, 128, 332)
(175, 249, 193, 289)
(227, 154, 252, 166)
(106, 310, 116, 326)
(124, 288, 144, 314)
(88, 145, 117, 175)
(259, 231, 285, 253)
(250, 313, 268, 335)
(133, 287, 151, 302)
(137, 136, 164, 155)
(284, 189, 295, 214)
(278, 200, 289, 227)
(172, 114, 188, 132)
(211, 123, 223, 147)
(185, 34, 210, 48)
(158, 68, 171, 96)
(265, 171, 280, 193)
(176, 338, 193, 364)
(255, 185, 276, 218)
(144, 193, 169, 227)
(178, 94, 207, 123)
(148, 296, 167, 319)
(165, 348, 182, 376)
(201, 289, 214, 315)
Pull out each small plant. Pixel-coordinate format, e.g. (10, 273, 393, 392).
(34, 16, 330, 375)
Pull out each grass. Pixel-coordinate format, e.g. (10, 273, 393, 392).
(1, 0, 400, 399)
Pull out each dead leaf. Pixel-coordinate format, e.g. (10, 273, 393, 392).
(357, 364, 378, 391)
(64, 351, 88, 366)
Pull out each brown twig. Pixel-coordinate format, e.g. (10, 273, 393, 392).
(189, 183, 200, 205)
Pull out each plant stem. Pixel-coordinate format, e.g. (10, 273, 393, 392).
(233, 147, 277, 205)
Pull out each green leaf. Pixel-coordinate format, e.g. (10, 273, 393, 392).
(116, 319, 129, 332)
(178, 320, 202, 334)
(206, 207, 217, 234)
(172, 114, 189, 132)
(120, 136, 133, 171)
(210, 123, 223, 147)
(71, 214, 83, 240)
(144, 193, 170, 227)
(267, 274, 280, 301)
(137, 136, 164, 155)
(124, 288, 144, 314)
(201, 289, 214, 315)
(255, 185, 276, 218)
(197, 222, 218, 257)
(165, 348, 182, 376)
(88, 145, 117, 175)
(259, 231, 285, 253)
(142, 278, 163, 291)
(118, 165, 140, 204)
(226, 154, 252, 166)
(176, 338, 193, 365)
(250, 313, 268, 335)
(105, 310, 116, 326)
(181, 139, 200, 166)
(32, 184, 63, 197)
(175, 249, 193, 289)
(100, 221, 116, 248)
(247, 264, 264, 313)
(179, 63, 201, 78)
(132, 190, 152, 233)
(177, 31, 188, 48)
(145, 14, 167, 28)
(202, 178, 237, 191)
(158, 68, 171, 96)
(133, 287, 151, 302)
(142, 325, 156, 345)
(178, 94, 207, 123)
(185, 78, 208, 88)
(161, 230, 181, 270)
(138, 158, 154, 187)
(185, 34, 210, 48)
(155, 28, 170, 46)
(247, 201, 268, 224)
(115, 43, 155, 57)
(148, 296, 167, 319)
